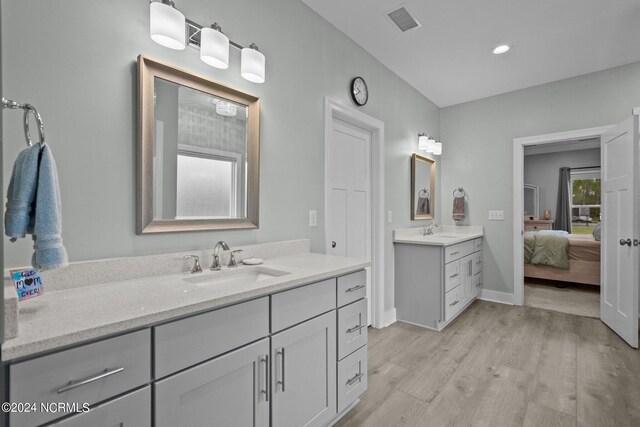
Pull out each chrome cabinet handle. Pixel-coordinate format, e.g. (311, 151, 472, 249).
(332, 241, 337, 248)
(468, 260, 472, 275)
(346, 324, 365, 334)
(276, 349, 285, 392)
(449, 300, 459, 307)
(57, 367, 124, 394)
(449, 273, 458, 279)
(260, 355, 269, 401)
(620, 239, 632, 246)
(450, 251, 459, 255)
(476, 282, 482, 287)
(345, 284, 365, 293)
(346, 372, 364, 386)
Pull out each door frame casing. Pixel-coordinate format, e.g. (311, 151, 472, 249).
(324, 96, 385, 328)
(512, 125, 613, 306)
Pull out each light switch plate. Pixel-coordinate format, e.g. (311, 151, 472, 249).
(489, 210, 504, 221)
(387, 210, 393, 223)
(309, 210, 318, 227)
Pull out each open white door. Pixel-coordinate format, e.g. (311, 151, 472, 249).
(600, 115, 639, 348)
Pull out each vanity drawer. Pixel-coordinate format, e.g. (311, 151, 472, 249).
(474, 238, 483, 251)
(9, 329, 151, 427)
(271, 278, 336, 332)
(444, 261, 461, 292)
(444, 240, 474, 263)
(50, 386, 151, 427)
(338, 299, 368, 360)
(472, 252, 483, 276)
(155, 297, 269, 379)
(337, 345, 368, 413)
(337, 270, 367, 307)
(444, 286, 462, 322)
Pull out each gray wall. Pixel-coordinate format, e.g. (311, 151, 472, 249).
(524, 148, 601, 220)
(1, 0, 440, 311)
(440, 61, 640, 295)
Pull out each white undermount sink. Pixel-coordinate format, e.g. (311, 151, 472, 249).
(182, 266, 290, 289)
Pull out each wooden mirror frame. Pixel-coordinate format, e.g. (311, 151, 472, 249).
(137, 55, 260, 234)
(411, 153, 436, 220)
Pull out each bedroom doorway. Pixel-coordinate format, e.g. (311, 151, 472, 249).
(512, 126, 613, 311)
(522, 140, 602, 317)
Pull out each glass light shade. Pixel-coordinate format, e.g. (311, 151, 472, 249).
(432, 141, 442, 155)
(200, 27, 229, 69)
(150, 1, 186, 50)
(241, 46, 266, 83)
(418, 135, 429, 150)
(425, 137, 437, 153)
(216, 101, 237, 117)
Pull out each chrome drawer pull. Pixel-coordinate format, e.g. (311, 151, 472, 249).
(346, 372, 364, 386)
(57, 367, 124, 394)
(449, 273, 458, 279)
(476, 282, 482, 287)
(260, 355, 269, 401)
(449, 300, 459, 307)
(345, 284, 365, 293)
(346, 324, 365, 334)
(450, 251, 459, 255)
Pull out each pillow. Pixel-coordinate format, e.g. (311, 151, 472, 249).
(536, 230, 569, 237)
(593, 223, 601, 241)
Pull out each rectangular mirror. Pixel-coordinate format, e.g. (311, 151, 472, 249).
(411, 153, 436, 220)
(137, 55, 260, 233)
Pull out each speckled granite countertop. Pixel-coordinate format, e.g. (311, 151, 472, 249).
(2, 252, 369, 361)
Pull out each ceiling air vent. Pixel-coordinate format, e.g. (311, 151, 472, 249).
(387, 7, 421, 32)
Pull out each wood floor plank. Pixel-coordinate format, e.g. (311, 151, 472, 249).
(525, 282, 599, 318)
(471, 365, 534, 427)
(499, 307, 551, 374)
(574, 315, 612, 354)
(576, 347, 640, 427)
(529, 312, 578, 417)
(345, 389, 429, 427)
(522, 401, 576, 427)
(609, 331, 640, 374)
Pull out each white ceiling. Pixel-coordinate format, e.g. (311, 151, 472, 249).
(302, 0, 640, 107)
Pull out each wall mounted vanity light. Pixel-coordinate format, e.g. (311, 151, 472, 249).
(149, 0, 266, 83)
(418, 133, 441, 154)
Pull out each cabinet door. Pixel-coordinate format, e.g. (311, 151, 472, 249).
(459, 254, 474, 302)
(155, 338, 269, 427)
(51, 386, 150, 427)
(271, 311, 337, 427)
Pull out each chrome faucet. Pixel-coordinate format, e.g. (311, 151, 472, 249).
(183, 255, 203, 274)
(210, 241, 230, 270)
(424, 222, 439, 236)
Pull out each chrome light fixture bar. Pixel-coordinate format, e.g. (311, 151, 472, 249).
(149, 0, 266, 83)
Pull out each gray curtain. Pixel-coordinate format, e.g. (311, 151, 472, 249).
(555, 167, 572, 232)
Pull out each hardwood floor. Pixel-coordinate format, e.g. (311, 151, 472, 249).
(524, 280, 600, 318)
(335, 300, 640, 427)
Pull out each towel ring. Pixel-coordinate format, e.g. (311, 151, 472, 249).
(453, 187, 466, 198)
(419, 189, 430, 197)
(23, 104, 45, 147)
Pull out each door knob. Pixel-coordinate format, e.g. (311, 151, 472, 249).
(620, 239, 632, 246)
(331, 241, 337, 248)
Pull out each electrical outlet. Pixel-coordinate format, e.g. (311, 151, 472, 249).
(489, 210, 504, 221)
(309, 210, 318, 227)
(387, 210, 393, 223)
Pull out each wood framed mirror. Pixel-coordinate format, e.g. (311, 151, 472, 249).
(137, 55, 260, 234)
(411, 153, 436, 220)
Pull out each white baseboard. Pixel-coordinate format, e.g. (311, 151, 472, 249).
(479, 289, 514, 305)
(383, 308, 397, 327)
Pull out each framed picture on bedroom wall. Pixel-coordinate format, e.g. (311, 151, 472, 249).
(411, 153, 436, 220)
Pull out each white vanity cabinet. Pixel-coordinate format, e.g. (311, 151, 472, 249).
(395, 237, 483, 331)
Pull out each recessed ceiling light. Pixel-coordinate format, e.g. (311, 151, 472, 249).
(493, 44, 511, 55)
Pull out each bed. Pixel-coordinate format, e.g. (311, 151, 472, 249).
(524, 233, 601, 286)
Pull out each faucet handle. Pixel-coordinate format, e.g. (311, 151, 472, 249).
(183, 255, 203, 274)
(228, 250, 243, 268)
(210, 253, 222, 271)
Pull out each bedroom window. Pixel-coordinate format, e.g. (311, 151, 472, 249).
(570, 167, 600, 234)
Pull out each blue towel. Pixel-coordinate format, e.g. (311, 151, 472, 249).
(5, 144, 40, 239)
(5, 143, 68, 270)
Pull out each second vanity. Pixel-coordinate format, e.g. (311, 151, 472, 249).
(2, 240, 369, 427)
(393, 226, 484, 331)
